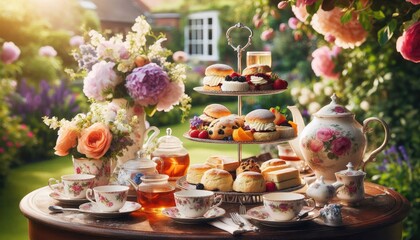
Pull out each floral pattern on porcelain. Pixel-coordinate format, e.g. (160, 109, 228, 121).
(264, 201, 302, 216)
(73, 158, 113, 186)
(175, 197, 211, 212)
(66, 181, 91, 197)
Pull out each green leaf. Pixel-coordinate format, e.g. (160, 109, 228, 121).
(306, 0, 323, 15)
(341, 10, 353, 24)
(372, 10, 385, 20)
(359, 11, 371, 31)
(377, 19, 397, 46)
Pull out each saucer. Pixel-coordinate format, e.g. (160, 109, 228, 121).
(246, 206, 319, 227)
(162, 207, 225, 224)
(78, 201, 141, 218)
(49, 191, 89, 205)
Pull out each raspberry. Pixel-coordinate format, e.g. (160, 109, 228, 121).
(198, 130, 209, 139)
(265, 182, 277, 192)
(189, 129, 200, 138)
(230, 72, 241, 77)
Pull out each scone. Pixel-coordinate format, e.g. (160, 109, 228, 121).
(208, 115, 243, 140)
(203, 64, 234, 91)
(245, 109, 280, 141)
(200, 168, 233, 192)
(186, 163, 213, 184)
(233, 172, 266, 193)
(260, 158, 287, 171)
(199, 104, 231, 126)
(205, 155, 239, 172)
(236, 159, 261, 175)
(242, 64, 273, 90)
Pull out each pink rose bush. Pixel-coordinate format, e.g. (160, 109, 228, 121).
(1, 42, 21, 64)
(311, 46, 340, 80)
(396, 22, 420, 63)
(39, 46, 57, 57)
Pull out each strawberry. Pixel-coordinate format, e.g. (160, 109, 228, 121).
(189, 129, 200, 138)
(198, 130, 209, 139)
(265, 182, 277, 192)
(230, 72, 241, 78)
(273, 79, 288, 90)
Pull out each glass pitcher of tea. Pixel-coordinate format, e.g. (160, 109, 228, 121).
(152, 128, 190, 180)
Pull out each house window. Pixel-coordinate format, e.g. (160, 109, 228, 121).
(185, 11, 220, 61)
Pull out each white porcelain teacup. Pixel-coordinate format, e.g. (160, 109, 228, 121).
(86, 185, 129, 212)
(263, 192, 315, 221)
(48, 174, 95, 199)
(174, 190, 223, 218)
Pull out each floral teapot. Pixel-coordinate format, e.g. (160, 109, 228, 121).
(287, 94, 389, 183)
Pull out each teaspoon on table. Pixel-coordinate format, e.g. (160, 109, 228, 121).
(48, 205, 80, 213)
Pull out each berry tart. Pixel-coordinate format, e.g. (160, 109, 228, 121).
(221, 73, 250, 91)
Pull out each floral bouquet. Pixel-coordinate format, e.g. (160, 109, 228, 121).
(44, 16, 191, 164)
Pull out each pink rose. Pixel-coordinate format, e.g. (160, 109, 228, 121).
(324, 34, 336, 43)
(261, 28, 275, 41)
(333, 106, 346, 113)
(311, 46, 340, 80)
(254, 18, 263, 28)
(279, 23, 287, 32)
(54, 124, 79, 156)
(288, 17, 299, 30)
(396, 22, 420, 63)
(69, 35, 84, 47)
(406, 0, 420, 4)
(39, 46, 57, 57)
(277, 1, 288, 9)
(156, 81, 185, 112)
(77, 122, 112, 159)
(172, 51, 189, 63)
(331, 137, 351, 156)
(1, 42, 21, 64)
(316, 128, 334, 141)
(83, 61, 121, 101)
(309, 139, 324, 152)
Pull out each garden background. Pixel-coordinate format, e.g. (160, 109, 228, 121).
(0, 0, 419, 239)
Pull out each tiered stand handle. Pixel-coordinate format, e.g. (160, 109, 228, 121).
(225, 23, 253, 162)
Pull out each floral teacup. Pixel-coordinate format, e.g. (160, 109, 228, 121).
(48, 174, 95, 199)
(174, 190, 222, 218)
(86, 185, 129, 212)
(263, 192, 315, 221)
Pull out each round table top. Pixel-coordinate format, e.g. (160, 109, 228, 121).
(20, 182, 410, 240)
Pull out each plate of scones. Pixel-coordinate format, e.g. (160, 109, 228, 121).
(177, 156, 305, 204)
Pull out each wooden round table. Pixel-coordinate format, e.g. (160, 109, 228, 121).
(20, 182, 409, 240)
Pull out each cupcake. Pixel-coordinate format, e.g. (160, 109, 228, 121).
(221, 75, 250, 91)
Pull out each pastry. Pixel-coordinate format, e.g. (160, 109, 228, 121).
(203, 64, 234, 91)
(200, 168, 233, 192)
(261, 164, 291, 179)
(205, 155, 239, 172)
(264, 167, 300, 183)
(208, 115, 243, 140)
(260, 158, 287, 171)
(242, 64, 273, 90)
(198, 104, 231, 126)
(275, 125, 296, 138)
(236, 159, 261, 175)
(221, 75, 249, 91)
(274, 178, 302, 190)
(245, 109, 280, 141)
(186, 163, 213, 184)
(233, 172, 266, 193)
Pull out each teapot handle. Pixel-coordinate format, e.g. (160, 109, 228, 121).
(361, 117, 389, 171)
(143, 126, 160, 149)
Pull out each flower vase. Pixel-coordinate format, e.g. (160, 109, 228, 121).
(72, 157, 114, 186)
(111, 99, 148, 166)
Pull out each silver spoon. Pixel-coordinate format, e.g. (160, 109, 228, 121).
(48, 205, 80, 213)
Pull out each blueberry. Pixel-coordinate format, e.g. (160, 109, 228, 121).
(239, 76, 246, 82)
(232, 76, 239, 82)
(196, 183, 205, 190)
(225, 75, 232, 81)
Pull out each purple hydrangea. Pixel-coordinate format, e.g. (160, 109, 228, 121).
(125, 63, 170, 106)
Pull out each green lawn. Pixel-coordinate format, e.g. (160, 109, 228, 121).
(0, 102, 263, 239)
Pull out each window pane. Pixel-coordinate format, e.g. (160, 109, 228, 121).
(208, 29, 212, 40)
(199, 30, 203, 40)
(198, 19, 203, 25)
(189, 29, 192, 40)
(188, 44, 192, 54)
(208, 44, 212, 55)
(198, 44, 203, 54)
(188, 19, 192, 26)
(208, 18, 212, 25)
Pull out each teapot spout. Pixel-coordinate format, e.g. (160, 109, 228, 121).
(127, 178, 140, 191)
(331, 181, 344, 190)
(287, 106, 306, 161)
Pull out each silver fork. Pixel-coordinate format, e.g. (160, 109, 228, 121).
(230, 212, 245, 229)
(231, 212, 260, 232)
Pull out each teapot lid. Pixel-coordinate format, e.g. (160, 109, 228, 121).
(122, 150, 157, 170)
(337, 162, 365, 176)
(156, 128, 183, 150)
(314, 94, 353, 118)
